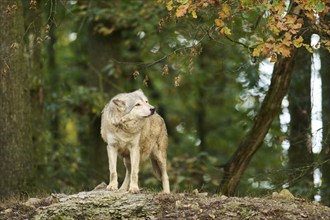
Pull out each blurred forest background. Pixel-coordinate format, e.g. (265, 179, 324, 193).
(1, 0, 330, 206)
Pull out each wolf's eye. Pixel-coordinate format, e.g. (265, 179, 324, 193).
(145, 100, 148, 103)
(135, 103, 141, 106)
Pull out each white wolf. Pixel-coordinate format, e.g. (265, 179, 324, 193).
(100, 89, 170, 193)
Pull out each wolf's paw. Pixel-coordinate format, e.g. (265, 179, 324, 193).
(107, 184, 118, 191)
(128, 186, 140, 193)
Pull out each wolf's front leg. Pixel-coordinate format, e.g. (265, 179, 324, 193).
(129, 146, 140, 193)
(106, 145, 118, 191)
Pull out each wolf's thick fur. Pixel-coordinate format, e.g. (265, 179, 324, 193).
(100, 89, 170, 193)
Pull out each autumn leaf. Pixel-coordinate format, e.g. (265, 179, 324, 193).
(282, 39, 291, 47)
(292, 22, 302, 30)
(191, 10, 197, 18)
(241, 0, 254, 7)
(214, 18, 224, 27)
(280, 46, 291, 57)
(293, 36, 304, 48)
(286, 15, 295, 24)
(284, 32, 292, 40)
(177, 0, 188, 3)
(303, 44, 313, 53)
(166, 0, 173, 11)
(97, 26, 115, 36)
(266, 36, 275, 43)
(202, 2, 209, 7)
(252, 44, 263, 57)
(324, 40, 330, 47)
(176, 3, 190, 17)
(290, 29, 297, 34)
(268, 23, 280, 35)
(262, 42, 274, 55)
(220, 26, 232, 36)
(282, 32, 292, 46)
(220, 3, 231, 18)
(276, 21, 287, 31)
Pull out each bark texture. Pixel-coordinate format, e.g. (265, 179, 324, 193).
(0, 0, 33, 198)
(24, 0, 46, 189)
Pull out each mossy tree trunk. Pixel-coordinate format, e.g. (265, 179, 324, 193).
(23, 0, 46, 190)
(0, 0, 34, 199)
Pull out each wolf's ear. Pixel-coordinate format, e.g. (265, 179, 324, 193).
(134, 89, 144, 95)
(112, 98, 125, 107)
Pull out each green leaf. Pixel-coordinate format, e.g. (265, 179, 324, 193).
(315, 3, 325, 12)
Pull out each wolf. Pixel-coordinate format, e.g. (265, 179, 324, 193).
(100, 89, 170, 193)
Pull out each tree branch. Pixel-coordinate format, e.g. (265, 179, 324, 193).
(109, 25, 213, 69)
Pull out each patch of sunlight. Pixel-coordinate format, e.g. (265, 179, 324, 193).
(65, 119, 78, 144)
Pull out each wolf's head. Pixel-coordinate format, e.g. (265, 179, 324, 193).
(112, 89, 155, 120)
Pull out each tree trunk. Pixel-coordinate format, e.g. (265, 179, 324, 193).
(0, 0, 33, 199)
(320, 48, 330, 206)
(23, 0, 46, 190)
(47, 1, 60, 150)
(220, 53, 296, 196)
(288, 47, 313, 197)
(82, 2, 123, 186)
(219, 4, 303, 196)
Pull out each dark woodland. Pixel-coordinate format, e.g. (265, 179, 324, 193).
(1, 1, 330, 217)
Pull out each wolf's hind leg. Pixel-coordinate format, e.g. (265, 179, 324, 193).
(119, 157, 131, 191)
(151, 153, 170, 193)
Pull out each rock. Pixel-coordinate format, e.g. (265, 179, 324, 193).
(4, 208, 12, 213)
(198, 192, 208, 197)
(192, 188, 208, 197)
(272, 189, 295, 200)
(2, 190, 330, 219)
(220, 195, 228, 200)
(51, 193, 68, 199)
(92, 182, 107, 191)
(24, 198, 42, 208)
(192, 189, 199, 195)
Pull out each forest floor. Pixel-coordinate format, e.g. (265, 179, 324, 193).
(1, 183, 330, 219)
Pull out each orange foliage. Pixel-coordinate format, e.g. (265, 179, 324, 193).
(165, 0, 330, 60)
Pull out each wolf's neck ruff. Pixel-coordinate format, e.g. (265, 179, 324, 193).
(115, 116, 147, 134)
